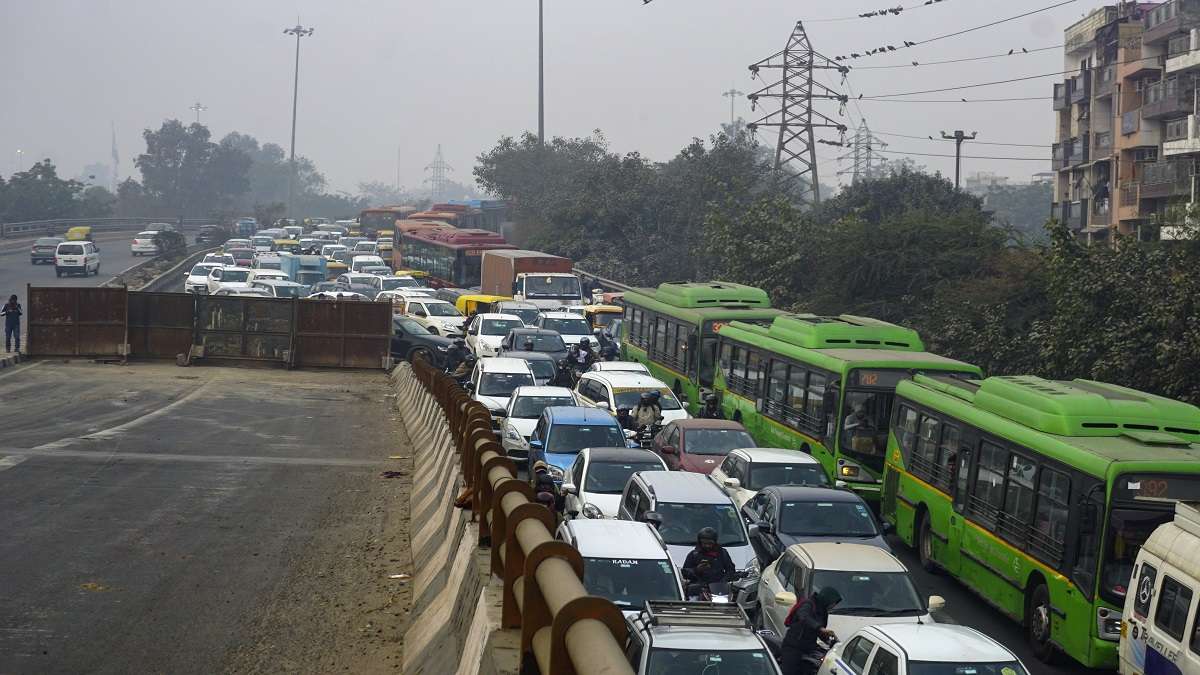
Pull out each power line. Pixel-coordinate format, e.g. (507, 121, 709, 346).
(872, 130, 1050, 147)
(851, 44, 1062, 69)
(807, 0, 958, 23)
(861, 96, 1051, 103)
(834, 0, 1078, 61)
(876, 148, 1047, 161)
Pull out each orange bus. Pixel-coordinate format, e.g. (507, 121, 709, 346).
(359, 206, 417, 237)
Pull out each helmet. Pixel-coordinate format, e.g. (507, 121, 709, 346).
(640, 392, 654, 402)
(579, 338, 591, 347)
(705, 393, 718, 404)
(697, 527, 719, 545)
(649, 390, 662, 400)
(617, 406, 632, 414)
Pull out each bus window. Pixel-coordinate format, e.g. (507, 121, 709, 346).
(841, 390, 891, 472)
(1104, 508, 1174, 603)
(1031, 468, 1069, 564)
(953, 446, 972, 514)
(1071, 490, 1103, 598)
(970, 441, 1007, 527)
(699, 336, 717, 387)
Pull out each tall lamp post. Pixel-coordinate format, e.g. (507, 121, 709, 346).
(538, 0, 544, 145)
(283, 23, 314, 217)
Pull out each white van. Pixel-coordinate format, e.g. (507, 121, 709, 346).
(55, 241, 101, 277)
(1120, 501, 1200, 675)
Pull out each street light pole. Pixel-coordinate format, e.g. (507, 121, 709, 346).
(538, 0, 545, 145)
(284, 23, 314, 217)
(940, 129, 978, 190)
(189, 101, 208, 124)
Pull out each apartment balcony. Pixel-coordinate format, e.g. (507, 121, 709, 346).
(1144, 0, 1200, 45)
(1052, 143, 1067, 170)
(1094, 130, 1114, 157)
(1066, 200, 1087, 230)
(1144, 78, 1196, 119)
(1139, 158, 1195, 197)
(1095, 65, 1117, 98)
(1067, 6, 1118, 52)
(1118, 182, 1142, 220)
(1068, 134, 1090, 166)
(1121, 108, 1165, 146)
(1053, 82, 1069, 111)
(1069, 74, 1091, 104)
(1091, 198, 1112, 226)
(1165, 115, 1200, 155)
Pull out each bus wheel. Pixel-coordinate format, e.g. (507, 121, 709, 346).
(917, 512, 938, 573)
(1026, 582, 1058, 663)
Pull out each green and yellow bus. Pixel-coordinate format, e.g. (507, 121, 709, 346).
(882, 373, 1200, 669)
(712, 314, 981, 503)
(620, 282, 782, 412)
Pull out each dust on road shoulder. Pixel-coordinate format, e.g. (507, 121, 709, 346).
(221, 397, 415, 674)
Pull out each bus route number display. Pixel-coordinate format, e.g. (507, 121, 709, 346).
(466, 249, 484, 256)
(1117, 474, 1200, 502)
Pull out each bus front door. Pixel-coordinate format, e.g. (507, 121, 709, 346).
(945, 441, 973, 576)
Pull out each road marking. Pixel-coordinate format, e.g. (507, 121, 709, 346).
(0, 447, 384, 467)
(33, 378, 215, 450)
(0, 359, 44, 382)
(0, 454, 28, 471)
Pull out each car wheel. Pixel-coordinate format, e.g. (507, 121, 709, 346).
(1026, 582, 1058, 663)
(917, 511, 939, 573)
(408, 347, 431, 364)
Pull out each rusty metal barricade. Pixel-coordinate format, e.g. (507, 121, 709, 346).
(26, 285, 128, 357)
(194, 295, 292, 362)
(409, 355, 634, 675)
(127, 291, 196, 358)
(294, 300, 391, 368)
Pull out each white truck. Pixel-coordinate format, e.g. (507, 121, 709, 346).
(480, 249, 584, 310)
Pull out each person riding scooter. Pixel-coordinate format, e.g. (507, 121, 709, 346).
(780, 586, 842, 675)
(631, 392, 662, 429)
(697, 393, 724, 419)
(444, 338, 470, 374)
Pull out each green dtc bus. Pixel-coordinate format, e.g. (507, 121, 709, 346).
(882, 373, 1200, 669)
(712, 314, 981, 503)
(620, 282, 782, 412)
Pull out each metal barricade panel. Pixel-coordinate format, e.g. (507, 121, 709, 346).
(127, 292, 195, 358)
(195, 296, 293, 362)
(27, 286, 127, 357)
(294, 300, 390, 368)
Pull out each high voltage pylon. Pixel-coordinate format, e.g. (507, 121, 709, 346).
(838, 119, 888, 185)
(423, 145, 453, 202)
(747, 21, 849, 206)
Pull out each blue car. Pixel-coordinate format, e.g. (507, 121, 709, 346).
(528, 406, 630, 483)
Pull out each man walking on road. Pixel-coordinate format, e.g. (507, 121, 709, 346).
(2, 295, 22, 353)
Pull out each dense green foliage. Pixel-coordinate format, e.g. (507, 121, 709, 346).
(474, 130, 1200, 405)
(0, 161, 89, 222)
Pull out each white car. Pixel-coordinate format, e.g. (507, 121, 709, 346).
(251, 235, 275, 253)
(759, 543, 943, 646)
(352, 241, 378, 255)
(184, 262, 221, 294)
(500, 386, 578, 462)
(203, 253, 236, 266)
(574, 371, 690, 423)
(336, 272, 383, 291)
(465, 313, 526, 357)
(246, 269, 290, 284)
(225, 238, 252, 250)
(350, 254, 387, 273)
(206, 265, 254, 294)
(536, 312, 594, 347)
(253, 255, 283, 270)
(403, 298, 465, 337)
(321, 244, 348, 260)
(817, 624, 1027, 675)
(54, 241, 101, 277)
(306, 291, 367, 301)
(213, 288, 270, 297)
(251, 280, 306, 298)
(556, 519, 684, 616)
(561, 446, 667, 519)
(130, 231, 160, 256)
(378, 275, 422, 292)
(709, 448, 831, 508)
(494, 300, 542, 326)
(588, 361, 651, 376)
(467, 357, 537, 423)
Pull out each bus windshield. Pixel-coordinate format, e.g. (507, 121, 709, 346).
(1102, 506, 1173, 603)
(524, 276, 582, 299)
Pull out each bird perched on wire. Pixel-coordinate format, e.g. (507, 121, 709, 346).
(1009, 49, 1015, 55)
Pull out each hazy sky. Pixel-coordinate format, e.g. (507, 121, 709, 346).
(3, 0, 1092, 195)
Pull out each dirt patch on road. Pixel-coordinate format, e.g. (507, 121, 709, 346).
(220, 407, 415, 674)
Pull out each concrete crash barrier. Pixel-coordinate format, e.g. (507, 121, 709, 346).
(394, 359, 634, 675)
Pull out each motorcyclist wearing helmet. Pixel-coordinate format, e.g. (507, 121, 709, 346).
(596, 330, 620, 361)
(631, 391, 662, 429)
(697, 393, 724, 420)
(615, 406, 636, 431)
(781, 586, 843, 675)
(451, 354, 477, 382)
(444, 338, 470, 373)
(681, 527, 736, 590)
(551, 358, 576, 388)
(572, 338, 596, 369)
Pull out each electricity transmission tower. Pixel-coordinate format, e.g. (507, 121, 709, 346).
(838, 119, 887, 185)
(747, 21, 848, 205)
(424, 145, 453, 202)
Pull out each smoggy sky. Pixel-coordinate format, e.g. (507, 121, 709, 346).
(2, 0, 1094, 194)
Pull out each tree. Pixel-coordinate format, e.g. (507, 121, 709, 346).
(1, 160, 85, 222)
(981, 181, 1055, 242)
(77, 185, 116, 217)
(114, 178, 159, 217)
(136, 120, 215, 216)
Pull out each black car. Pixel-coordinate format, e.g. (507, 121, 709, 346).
(196, 225, 225, 245)
(391, 316, 454, 365)
(309, 281, 341, 294)
(31, 236, 64, 264)
(498, 327, 569, 364)
(741, 485, 891, 566)
(501, 350, 558, 385)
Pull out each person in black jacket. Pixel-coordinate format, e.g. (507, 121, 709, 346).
(2, 295, 21, 353)
(697, 393, 724, 420)
(680, 527, 736, 597)
(780, 586, 842, 675)
(444, 339, 470, 373)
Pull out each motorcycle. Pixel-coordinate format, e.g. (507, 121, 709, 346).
(635, 421, 662, 450)
(686, 580, 733, 603)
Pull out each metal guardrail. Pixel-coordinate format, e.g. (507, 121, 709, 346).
(409, 356, 634, 675)
(574, 267, 635, 295)
(0, 217, 217, 238)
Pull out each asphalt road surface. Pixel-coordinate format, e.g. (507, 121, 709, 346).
(1, 231, 147, 307)
(0, 361, 413, 674)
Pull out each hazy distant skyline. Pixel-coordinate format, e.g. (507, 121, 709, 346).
(3, 1, 1092, 196)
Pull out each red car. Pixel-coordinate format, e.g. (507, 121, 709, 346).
(651, 419, 757, 473)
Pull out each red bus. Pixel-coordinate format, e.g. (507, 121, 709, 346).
(398, 228, 513, 288)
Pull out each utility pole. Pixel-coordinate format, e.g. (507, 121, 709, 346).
(110, 123, 119, 192)
(941, 130, 977, 189)
(838, 119, 887, 185)
(284, 22, 315, 216)
(748, 21, 849, 206)
(189, 102, 208, 124)
(722, 87, 745, 126)
(538, 0, 545, 145)
(424, 145, 453, 202)
(396, 145, 402, 194)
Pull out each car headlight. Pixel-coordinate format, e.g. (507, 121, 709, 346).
(505, 426, 523, 441)
(548, 465, 564, 479)
(582, 503, 605, 519)
(437, 345, 449, 352)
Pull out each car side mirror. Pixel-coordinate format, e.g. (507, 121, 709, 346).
(492, 409, 507, 418)
(624, 429, 637, 440)
(834, 480, 848, 489)
(753, 521, 774, 534)
(722, 477, 740, 490)
(414, 310, 427, 317)
(642, 511, 663, 528)
(661, 445, 677, 455)
(774, 591, 797, 606)
(562, 482, 577, 495)
(529, 440, 544, 451)
(928, 595, 947, 612)
(595, 401, 611, 411)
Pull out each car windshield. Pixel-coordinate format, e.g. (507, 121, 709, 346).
(511, 395, 575, 419)
(190, 264, 219, 276)
(780, 500, 879, 537)
(525, 276, 582, 298)
(221, 270, 251, 282)
(582, 557, 681, 608)
(482, 319, 525, 336)
(682, 429, 756, 456)
(258, 261, 282, 270)
(584, 461, 665, 494)
(655, 502, 746, 546)
(394, 318, 431, 335)
(592, 312, 619, 328)
(515, 333, 566, 352)
(546, 424, 626, 455)
(541, 317, 591, 335)
(501, 307, 541, 325)
(479, 372, 535, 397)
(228, 248, 253, 258)
(840, 388, 896, 474)
(252, 237, 273, 245)
(646, 648, 776, 675)
(381, 278, 419, 290)
(525, 360, 557, 382)
(815, 569, 924, 616)
(1102, 507, 1172, 602)
(36, 238, 61, 245)
(273, 285, 302, 298)
(613, 388, 683, 411)
(58, 244, 84, 255)
(425, 303, 462, 317)
(747, 463, 829, 490)
(907, 663, 1029, 675)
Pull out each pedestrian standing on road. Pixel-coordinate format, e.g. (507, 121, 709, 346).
(2, 295, 22, 353)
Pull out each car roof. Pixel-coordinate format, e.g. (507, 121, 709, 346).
(785, 542, 902, 572)
(642, 625, 765, 651)
(545, 405, 619, 425)
(863, 624, 1018, 662)
(216, 265, 254, 272)
(478, 357, 536, 374)
(504, 351, 557, 362)
(511, 386, 574, 398)
(763, 485, 861, 502)
(541, 312, 588, 319)
(637, 471, 730, 504)
(253, 279, 303, 287)
(730, 447, 822, 465)
(415, 298, 452, 305)
(583, 446, 664, 464)
(668, 419, 746, 431)
(510, 327, 559, 336)
(566, 520, 670, 559)
(592, 361, 649, 371)
(476, 313, 523, 321)
(583, 372, 670, 389)
(496, 300, 538, 308)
